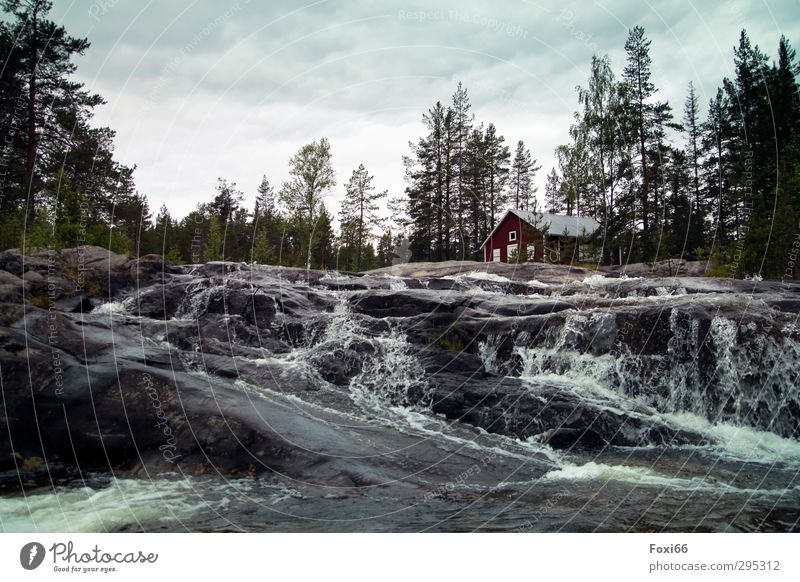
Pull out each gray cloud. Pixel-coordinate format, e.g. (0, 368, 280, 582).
(51, 0, 800, 221)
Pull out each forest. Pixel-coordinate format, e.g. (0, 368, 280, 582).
(1, 0, 798, 277)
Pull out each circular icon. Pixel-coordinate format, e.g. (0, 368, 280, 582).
(20, 542, 46, 570)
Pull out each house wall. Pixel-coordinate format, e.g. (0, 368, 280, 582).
(483, 214, 544, 263)
(483, 212, 617, 265)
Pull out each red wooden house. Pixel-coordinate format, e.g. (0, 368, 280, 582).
(481, 208, 617, 264)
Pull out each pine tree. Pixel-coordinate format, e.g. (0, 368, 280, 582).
(683, 82, 704, 250)
(376, 228, 396, 267)
(623, 26, 656, 234)
(309, 203, 335, 270)
(405, 102, 447, 261)
(483, 123, 510, 227)
(1, 0, 101, 226)
(510, 140, 540, 211)
(701, 88, 733, 246)
(338, 164, 387, 271)
(544, 168, 564, 213)
(450, 82, 474, 255)
(252, 175, 279, 264)
(622, 26, 674, 260)
(461, 126, 484, 257)
(770, 36, 800, 155)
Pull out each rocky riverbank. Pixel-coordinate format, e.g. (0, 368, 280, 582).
(1, 247, 799, 531)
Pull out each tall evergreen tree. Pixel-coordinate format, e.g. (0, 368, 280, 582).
(683, 82, 703, 250)
(770, 36, 800, 156)
(510, 140, 540, 211)
(464, 125, 488, 257)
(375, 228, 396, 268)
(338, 164, 387, 271)
(450, 82, 473, 253)
(1, 0, 101, 226)
(623, 26, 656, 235)
(544, 168, 564, 213)
(701, 88, 733, 247)
(309, 203, 335, 270)
(252, 175, 281, 264)
(482, 123, 510, 227)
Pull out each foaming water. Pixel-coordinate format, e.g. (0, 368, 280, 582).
(443, 271, 513, 283)
(0, 477, 304, 533)
(540, 461, 797, 494)
(10, 266, 798, 532)
(92, 299, 132, 316)
(479, 307, 800, 439)
(663, 412, 800, 463)
(0, 478, 200, 532)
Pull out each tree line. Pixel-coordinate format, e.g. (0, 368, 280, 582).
(544, 27, 800, 277)
(0, 0, 396, 271)
(400, 82, 540, 261)
(1, 0, 798, 277)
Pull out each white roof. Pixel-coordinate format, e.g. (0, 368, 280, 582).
(480, 208, 601, 248)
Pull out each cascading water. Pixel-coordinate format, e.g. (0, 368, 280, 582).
(4, 260, 799, 532)
(478, 303, 800, 438)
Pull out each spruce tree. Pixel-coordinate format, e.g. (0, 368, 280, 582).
(483, 123, 510, 227)
(544, 168, 564, 213)
(683, 82, 704, 250)
(2, 0, 100, 226)
(623, 26, 655, 233)
(510, 140, 540, 211)
(339, 164, 387, 271)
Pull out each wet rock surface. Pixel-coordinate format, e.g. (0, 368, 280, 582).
(1, 252, 799, 532)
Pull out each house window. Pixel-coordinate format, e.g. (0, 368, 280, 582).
(509, 230, 517, 242)
(507, 243, 518, 262)
(492, 248, 501, 262)
(527, 244, 536, 261)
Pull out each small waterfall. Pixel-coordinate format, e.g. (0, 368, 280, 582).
(477, 334, 503, 374)
(174, 280, 223, 320)
(349, 326, 426, 407)
(267, 291, 427, 408)
(478, 306, 800, 438)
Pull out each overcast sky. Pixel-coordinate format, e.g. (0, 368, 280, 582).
(50, 0, 800, 223)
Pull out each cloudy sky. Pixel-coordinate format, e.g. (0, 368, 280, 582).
(50, 0, 799, 223)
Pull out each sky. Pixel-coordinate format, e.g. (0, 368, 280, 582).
(48, 0, 800, 224)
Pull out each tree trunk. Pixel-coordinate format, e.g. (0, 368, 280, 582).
(24, 5, 40, 227)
